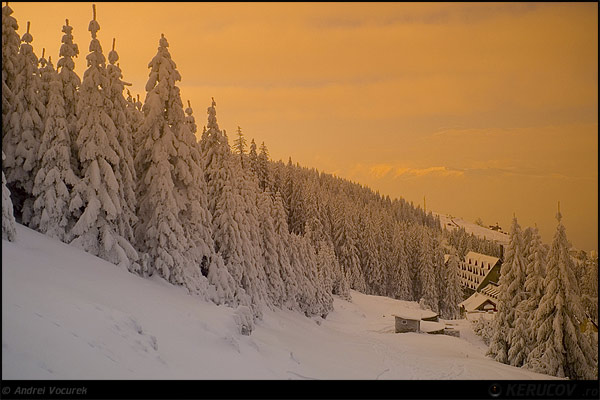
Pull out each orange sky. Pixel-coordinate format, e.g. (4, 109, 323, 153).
(10, 2, 598, 251)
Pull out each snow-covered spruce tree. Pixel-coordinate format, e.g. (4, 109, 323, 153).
(432, 233, 447, 315)
(289, 229, 333, 317)
(418, 229, 439, 313)
(200, 98, 228, 212)
(37, 49, 53, 108)
(333, 203, 365, 292)
(387, 222, 411, 300)
(248, 138, 258, 177)
(257, 141, 272, 192)
(271, 190, 304, 308)
(135, 34, 226, 298)
(69, 6, 138, 271)
(126, 90, 144, 153)
(106, 39, 137, 246)
(2, 152, 17, 242)
(356, 209, 380, 295)
(201, 99, 264, 312)
(508, 304, 529, 368)
(304, 202, 336, 300)
(519, 226, 546, 355)
(581, 252, 598, 325)
(521, 227, 533, 265)
(31, 57, 78, 241)
(473, 315, 493, 345)
(406, 224, 424, 301)
(2, 21, 45, 224)
(380, 215, 398, 298)
(184, 100, 197, 136)
(2, 3, 20, 135)
(441, 248, 463, 319)
(284, 158, 306, 235)
(56, 19, 81, 176)
(314, 237, 338, 299)
(257, 190, 287, 307)
(487, 216, 527, 364)
(525, 209, 597, 379)
(505, 220, 529, 367)
(233, 155, 270, 312)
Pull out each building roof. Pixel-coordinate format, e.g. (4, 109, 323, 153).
(459, 291, 496, 313)
(480, 283, 500, 299)
(420, 320, 446, 333)
(393, 309, 438, 321)
(464, 251, 500, 267)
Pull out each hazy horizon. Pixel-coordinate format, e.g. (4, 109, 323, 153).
(11, 2, 598, 251)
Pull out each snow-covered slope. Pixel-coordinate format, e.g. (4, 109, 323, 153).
(436, 212, 509, 245)
(2, 224, 553, 379)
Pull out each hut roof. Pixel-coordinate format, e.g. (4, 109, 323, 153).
(393, 309, 438, 321)
(420, 320, 445, 333)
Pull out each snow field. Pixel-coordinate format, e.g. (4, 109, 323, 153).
(2, 224, 555, 380)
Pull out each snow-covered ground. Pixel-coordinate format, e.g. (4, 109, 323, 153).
(2, 224, 553, 379)
(436, 212, 509, 245)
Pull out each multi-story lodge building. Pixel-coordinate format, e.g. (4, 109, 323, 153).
(459, 251, 501, 294)
(456, 251, 502, 317)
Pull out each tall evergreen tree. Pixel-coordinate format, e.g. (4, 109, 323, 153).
(271, 190, 304, 308)
(520, 226, 546, 355)
(106, 38, 137, 246)
(432, 233, 447, 314)
(202, 98, 265, 313)
(135, 34, 222, 297)
(525, 209, 597, 379)
(257, 190, 287, 307)
(441, 248, 463, 319)
(387, 222, 411, 300)
(31, 57, 78, 241)
(284, 159, 306, 235)
(2, 3, 21, 136)
(69, 6, 138, 271)
(357, 209, 381, 295)
(56, 18, 81, 176)
(418, 230, 439, 313)
(488, 216, 527, 364)
(3, 21, 45, 224)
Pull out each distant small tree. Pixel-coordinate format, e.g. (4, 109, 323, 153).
(257, 141, 271, 191)
(232, 126, 247, 167)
